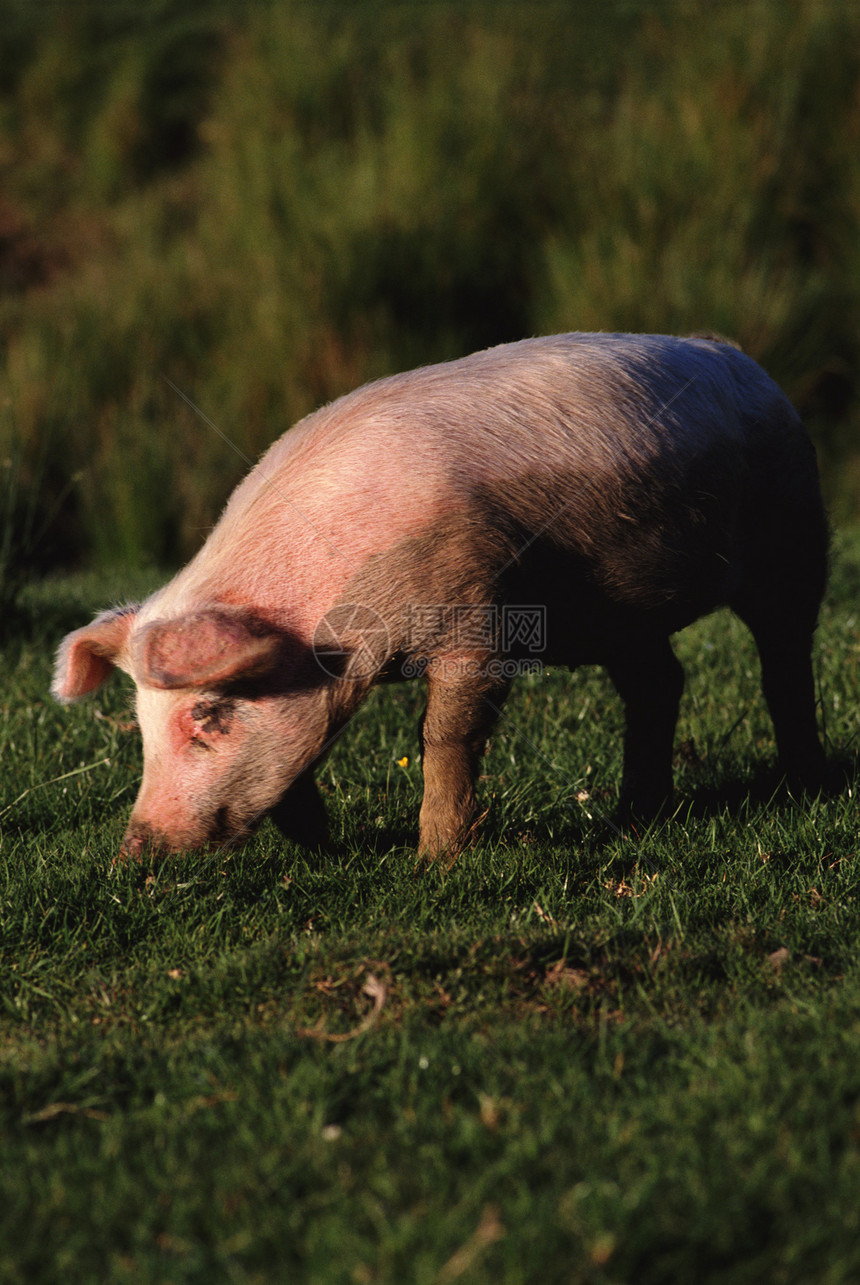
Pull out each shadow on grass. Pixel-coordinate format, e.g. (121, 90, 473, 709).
(678, 751, 860, 821)
(429, 750, 860, 868)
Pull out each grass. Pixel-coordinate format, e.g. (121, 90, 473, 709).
(3, 6, 859, 1274)
(2, 541, 860, 1283)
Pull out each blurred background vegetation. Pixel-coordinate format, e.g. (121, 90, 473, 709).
(1, 0, 859, 592)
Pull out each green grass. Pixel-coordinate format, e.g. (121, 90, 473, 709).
(3, 542, 860, 1283)
(3, 6, 859, 1275)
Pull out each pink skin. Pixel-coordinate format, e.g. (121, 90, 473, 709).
(53, 334, 828, 858)
(51, 393, 443, 855)
(53, 604, 335, 856)
(122, 683, 327, 856)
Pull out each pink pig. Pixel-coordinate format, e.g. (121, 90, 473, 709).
(52, 333, 828, 859)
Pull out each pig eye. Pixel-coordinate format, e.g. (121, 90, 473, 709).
(184, 697, 237, 750)
(188, 723, 215, 751)
(191, 697, 236, 733)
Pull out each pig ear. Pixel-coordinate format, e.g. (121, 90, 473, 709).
(52, 606, 139, 703)
(134, 609, 282, 690)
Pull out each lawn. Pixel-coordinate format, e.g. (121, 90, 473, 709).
(2, 542, 860, 1284)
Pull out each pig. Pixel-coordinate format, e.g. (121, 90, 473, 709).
(52, 332, 828, 860)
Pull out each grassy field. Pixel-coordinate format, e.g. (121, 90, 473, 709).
(3, 5, 859, 1278)
(2, 540, 860, 1283)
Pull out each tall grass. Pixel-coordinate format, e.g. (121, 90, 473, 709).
(1, 0, 859, 577)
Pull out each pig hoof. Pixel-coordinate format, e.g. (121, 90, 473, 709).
(784, 767, 833, 799)
(615, 794, 674, 832)
(415, 833, 469, 869)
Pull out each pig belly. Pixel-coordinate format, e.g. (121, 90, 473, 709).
(502, 540, 736, 669)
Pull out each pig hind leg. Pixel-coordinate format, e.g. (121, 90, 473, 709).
(605, 636, 685, 821)
(751, 627, 826, 790)
(418, 667, 510, 860)
(730, 490, 828, 792)
(731, 596, 827, 792)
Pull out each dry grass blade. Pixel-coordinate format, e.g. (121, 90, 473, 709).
(434, 1205, 505, 1283)
(24, 1102, 110, 1124)
(295, 972, 388, 1043)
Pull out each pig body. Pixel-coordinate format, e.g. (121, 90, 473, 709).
(53, 333, 828, 857)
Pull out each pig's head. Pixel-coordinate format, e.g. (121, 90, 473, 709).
(52, 604, 332, 857)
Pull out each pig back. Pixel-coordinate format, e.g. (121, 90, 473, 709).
(357, 333, 811, 637)
(158, 334, 821, 661)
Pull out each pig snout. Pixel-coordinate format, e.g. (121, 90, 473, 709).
(120, 806, 248, 858)
(119, 821, 166, 861)
(119, 769, 282, 856)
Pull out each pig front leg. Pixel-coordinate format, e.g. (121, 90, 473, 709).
(269, 767, 331, 852)
(417, 662, 509, 860)
(606, 636, 685, 822)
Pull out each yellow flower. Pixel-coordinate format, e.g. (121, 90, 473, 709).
(397, 756, 409, 768)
